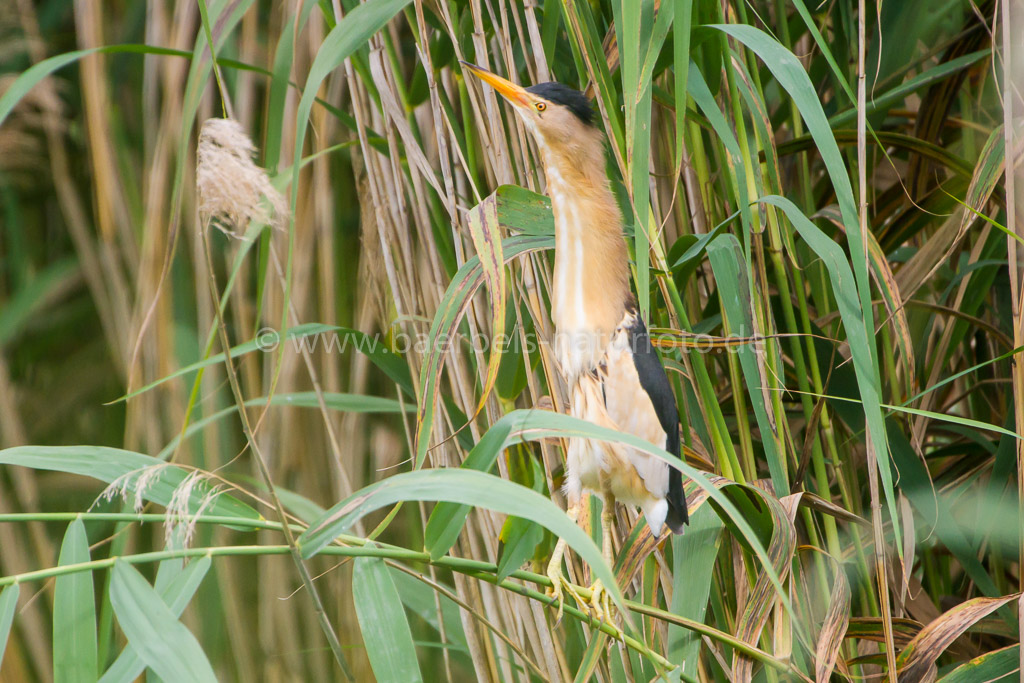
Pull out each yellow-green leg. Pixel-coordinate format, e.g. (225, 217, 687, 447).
(586, 492, 617, 626)
(545, 501, 589, 622)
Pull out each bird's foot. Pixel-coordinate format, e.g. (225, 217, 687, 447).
(545, 567, 587, 624)
(585, 580, 620, 636)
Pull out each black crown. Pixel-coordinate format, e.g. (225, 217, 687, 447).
(525, 82, 594, 126)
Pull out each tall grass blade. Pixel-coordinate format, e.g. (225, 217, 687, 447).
(108, 562, 216, 682)
(464, 194, 505, 416)
(99, 556, 211, 683)
(291, 0, 413, 214)
(707, 234, 786, 491)
(53, 520, 97, 683)
(667, 504, 722, 675)
(759, 195, 900, 545)
(0, 585, 18, 671)
(353, 556, 424, 683)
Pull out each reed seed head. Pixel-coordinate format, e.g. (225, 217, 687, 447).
(196, 117, 287, 236)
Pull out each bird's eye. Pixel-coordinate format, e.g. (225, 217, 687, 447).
(535, 101, 546, 112)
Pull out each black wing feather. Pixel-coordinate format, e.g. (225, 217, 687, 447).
(625, 306, 689, 532)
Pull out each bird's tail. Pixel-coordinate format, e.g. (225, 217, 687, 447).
(665, 470, 689, 533)
(665, 497, 689, 534)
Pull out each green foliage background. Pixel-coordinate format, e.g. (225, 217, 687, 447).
(0, 0, 1021, 680)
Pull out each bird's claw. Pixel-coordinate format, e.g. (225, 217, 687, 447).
(586, 580, 621, 637)
(545, 568, 587, 624)
(546, 570, 621, 638)
(547, 574, 621, 637)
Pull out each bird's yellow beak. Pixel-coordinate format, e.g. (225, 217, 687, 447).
(460, 61, 532, 108)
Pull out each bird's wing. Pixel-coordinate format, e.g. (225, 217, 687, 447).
(603, 307, 688, 531)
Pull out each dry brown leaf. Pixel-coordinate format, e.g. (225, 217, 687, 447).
(896, 593, 1020, 683)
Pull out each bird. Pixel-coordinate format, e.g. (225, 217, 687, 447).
(461, 61, 689, 622)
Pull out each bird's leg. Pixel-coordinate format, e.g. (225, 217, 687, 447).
(586, 492, 618, 628)
(545, 501, 587, 622)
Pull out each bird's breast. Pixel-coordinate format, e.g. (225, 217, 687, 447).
(548, 185, 620, 380)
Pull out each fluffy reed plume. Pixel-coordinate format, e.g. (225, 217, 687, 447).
(196, 118, 287, 236)
(97, 465, 222, 548)
(99, 464, 170, 514)
(165, 470, 222, 548)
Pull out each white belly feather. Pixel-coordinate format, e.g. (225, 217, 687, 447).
(561, 310, 671, 534)
(546, 166, 672, 533)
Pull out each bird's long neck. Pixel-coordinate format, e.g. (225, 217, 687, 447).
(541, 143, 630, 380)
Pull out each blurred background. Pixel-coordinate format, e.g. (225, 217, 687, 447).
(0, 0, 1022, 681)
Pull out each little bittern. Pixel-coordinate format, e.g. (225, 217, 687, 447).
(462, 62, 689, 622)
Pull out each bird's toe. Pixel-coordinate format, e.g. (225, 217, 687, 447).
(586, 580, 620, 634)
(546, 568, 586, 624)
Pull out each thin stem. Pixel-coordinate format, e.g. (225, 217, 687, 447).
(200, 226, 354, 680)
(0, 512, 289, 529)
(196, 0, 232, 120)
(857, 0, 898, 678)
